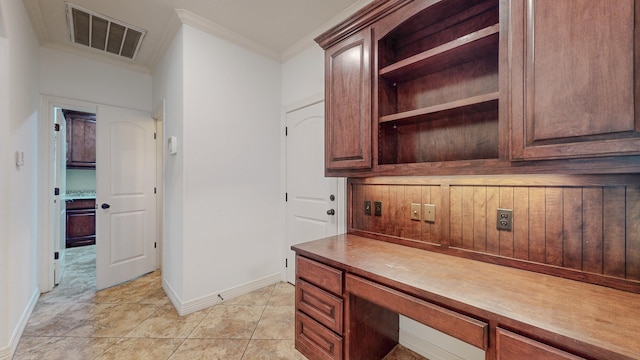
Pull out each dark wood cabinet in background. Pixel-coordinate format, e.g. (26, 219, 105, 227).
(65, 199, 96, 248)
(510, 0, 640, 161)
(63, 110, 96, 169)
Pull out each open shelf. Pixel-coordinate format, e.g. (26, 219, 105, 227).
(375, 0, 500, 167)
(379, 92, 499, 124)
(379, 24, 499, 83)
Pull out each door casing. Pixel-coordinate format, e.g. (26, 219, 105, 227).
(38, 95, 160, 292)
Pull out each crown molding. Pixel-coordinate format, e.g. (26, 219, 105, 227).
(43, 41, 151, 75)
(26, 0, 375, 73)
(22, 0, 50, 44)
(148, 10, 182, 74)
(281, 0, 373, 62)
(176, 9, 280, 61)
(150, 8, 281, 74)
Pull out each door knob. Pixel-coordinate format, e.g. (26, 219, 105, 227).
(101, 203, 111, 209)
(327, 209, 335, 215)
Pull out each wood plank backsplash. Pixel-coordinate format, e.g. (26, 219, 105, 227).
(349, 175, 640, 291)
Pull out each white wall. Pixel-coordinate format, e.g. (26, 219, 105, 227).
(0, 0, 41, 358)
(181, 25, 282, 301)
(0, 5, 9, 356)
(40, 47, 152, 113)
(152, 26, 185, 301)
(281, 45, 325, 108)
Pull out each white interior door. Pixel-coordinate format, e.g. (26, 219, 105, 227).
(96, 105, 157, 290)
(286, 102, 338, 284)
(53, 110, 67, 285)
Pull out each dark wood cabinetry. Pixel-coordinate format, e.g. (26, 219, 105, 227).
(510, 0, 640, 161)
(295, 256, 344, 360)
(323, 27, 373, 172)
(293, 235, 640, 360)
(65, 199, 96, 248)
(317, 0, 640, 177)
(496, 328, 584, 360)
(376, 0, 501, 165)
(64, 110, 96, 169)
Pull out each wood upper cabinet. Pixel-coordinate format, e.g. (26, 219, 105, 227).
(317, 0, 505, 176)
(375, 0, 501, 166)
(323, 27, 373, 172)
(510, 0, 640, 160)
(64, 111, 96, 168)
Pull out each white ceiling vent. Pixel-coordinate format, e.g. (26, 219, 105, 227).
(66, 3, 147, 60)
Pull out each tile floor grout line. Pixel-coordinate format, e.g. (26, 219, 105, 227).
(16, 246, 321, 359)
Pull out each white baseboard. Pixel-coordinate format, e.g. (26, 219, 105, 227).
(162, 278, 184, 315)
(0, 288, 40, 360)
(399, 316, 485, 360)
(165, 273, 282, 316)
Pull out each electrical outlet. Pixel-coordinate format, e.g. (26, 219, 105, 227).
(424, 204, 436, 222)
(410, 203, 421, 221)
(374, 201, 382, 216)
(364, 200, 372, 215)
(497, 208, 513, 231)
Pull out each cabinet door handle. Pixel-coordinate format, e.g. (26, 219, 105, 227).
(101, 203, 111, 209)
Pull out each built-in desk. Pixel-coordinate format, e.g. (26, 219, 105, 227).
(292, 234, 640, 360)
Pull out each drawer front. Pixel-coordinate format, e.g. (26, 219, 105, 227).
(297, 256, 343, 296)
(297, 279, 343, 333)
(497, 328, 585, 360)
(296, 311, 343, 360)
(66, 199, 96, 210)
(346, 273, 488, 350)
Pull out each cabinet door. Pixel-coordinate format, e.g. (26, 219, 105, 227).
(511, 0, 640, 160)
(66, 209, 96, 247)
(325, 27, 372, 172)
(67, 116, 97, 168)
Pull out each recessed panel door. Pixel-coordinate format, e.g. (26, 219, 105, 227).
(96, 105, 156, 290)
(286, 102, 339, 284)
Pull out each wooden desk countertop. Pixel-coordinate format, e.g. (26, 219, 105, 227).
(292, 234, 640, 359)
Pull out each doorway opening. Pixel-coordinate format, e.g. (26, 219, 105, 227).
(39, 97, 98, 293)
(55, 108, 97, 289)
(39, 96, 161, 294)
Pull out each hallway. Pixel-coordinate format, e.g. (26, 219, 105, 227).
(13, 245, 305, 359)
(13, 246, 424, 359)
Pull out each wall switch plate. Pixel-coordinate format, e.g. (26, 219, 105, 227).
(497, 208, 513, 231)
(364, 200, 372, 215)
(424, 204, 436, 222)
(374, 201, 382, 216)
(410, 203, 421, 221)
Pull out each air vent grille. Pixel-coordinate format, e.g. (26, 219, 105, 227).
(66, 3, 146, 60)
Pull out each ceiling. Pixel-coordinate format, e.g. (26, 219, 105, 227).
(23, 0, 367, 73)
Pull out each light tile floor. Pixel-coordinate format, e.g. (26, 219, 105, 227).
(14, 245, 425, 360)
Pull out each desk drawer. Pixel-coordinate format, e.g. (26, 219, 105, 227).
(296, 311, 343, 360)
(297, 256, 343, 296)
(297, 279, 343, 333)
(346, 273, 488, 350)
(497, 328, 584, 360)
